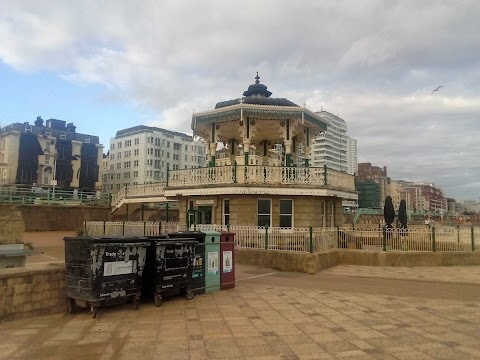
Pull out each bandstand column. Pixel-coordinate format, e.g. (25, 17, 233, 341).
(209, 143, 216, 167)
(284, 140, 292, 167)
(243, 140, 250, 165)
(229, 139, 236, 164)
(304, 127, 311, 167)
(263, 141, 268, 165)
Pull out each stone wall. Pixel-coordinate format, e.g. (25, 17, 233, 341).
(0, 263, 65, 322)
(6, 205, 111, 231)
(235, 248, 480, 273)
(0, 207, 25, 244)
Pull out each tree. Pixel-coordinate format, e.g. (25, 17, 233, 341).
(383, 196, 395, 229)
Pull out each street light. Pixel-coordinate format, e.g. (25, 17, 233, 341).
(51, 152, 57, 199)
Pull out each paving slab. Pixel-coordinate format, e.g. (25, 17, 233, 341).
(2, 263, 480, 360)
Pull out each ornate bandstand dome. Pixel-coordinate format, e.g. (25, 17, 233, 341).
(215, 73, 298, 109)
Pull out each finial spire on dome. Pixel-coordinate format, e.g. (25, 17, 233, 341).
(255, 72, 260, 84)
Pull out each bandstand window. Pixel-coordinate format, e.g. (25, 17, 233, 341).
(223, 199, 230, 225)
(279, 199, 293, 228)
(257, 199, 271, 227)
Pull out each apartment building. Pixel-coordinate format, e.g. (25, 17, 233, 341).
(357, 162, 390, 207)
(104, 125, 206, 193)
(309, 111, 357, 175)
(0, 116, 103, 191)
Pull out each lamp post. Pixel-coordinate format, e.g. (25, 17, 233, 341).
(52, 152, 57, 199)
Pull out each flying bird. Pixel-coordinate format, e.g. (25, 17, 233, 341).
(431, 86, 444, 94)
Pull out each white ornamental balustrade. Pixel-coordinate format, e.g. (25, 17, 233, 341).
(327, 170, 355, 190)
(111, 186, 126, 207)
(126, 182, 166, 197)
(168, 167, 234, 187)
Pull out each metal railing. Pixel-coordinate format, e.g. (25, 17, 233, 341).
(84, 222, 479, 253)
(0, 186, 109, 206)
(109, 164, 356, 208)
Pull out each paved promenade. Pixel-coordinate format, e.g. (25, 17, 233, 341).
(0, 232, 479, 359)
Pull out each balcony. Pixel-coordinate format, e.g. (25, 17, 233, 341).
(110, 165, 356, 210)
(168, 165, 354, 191)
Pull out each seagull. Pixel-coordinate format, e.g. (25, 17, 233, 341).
(431, 86, 444, 95)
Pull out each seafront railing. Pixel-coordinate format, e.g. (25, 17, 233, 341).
(84, 222, 479, 253)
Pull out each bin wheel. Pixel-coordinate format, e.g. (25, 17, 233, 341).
(91, 305, 97, 319)
(154, 294, 163, 307)
(186, 290, 194, 300)
(67, 298, 75, 314)
(133, 297, 140, 310)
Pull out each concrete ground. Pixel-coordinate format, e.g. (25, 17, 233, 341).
(1, 233, 479, 359)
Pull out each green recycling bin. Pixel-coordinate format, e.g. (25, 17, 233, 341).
(203, 230, 221, 293)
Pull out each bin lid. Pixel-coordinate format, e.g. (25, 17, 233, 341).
(220, 231, 235, 236)
(64, 236, 149, 243)
(202, 230, 221, 236)
(168, 231, 206, 239)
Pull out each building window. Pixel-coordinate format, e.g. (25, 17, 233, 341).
(125, 140, 131, 147)
(134, 149, 139, 156)
(116, 163, 121, 170)
(223, 199, 230, 225)
(116, 173, 121, 180)
(134, 138, 139, 145)
(60, 132, 66, 140)
(45, 130, 52, 137)
(279, 199, 293, 228)
(85, 137, 90, 144)
(124, 161, 131, 168)
(134, 160, 139, 167)
(124, 172, 130, 179)
(111, 144, 115, 150)
(117, 142, 122, 148)
(257, 199, 271, 227)
(133, 171, 138, 178)
(117, 152, 121, 159)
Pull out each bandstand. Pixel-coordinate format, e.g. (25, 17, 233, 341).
(163, 74, 357, 228)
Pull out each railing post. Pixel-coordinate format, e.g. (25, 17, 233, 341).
(323, 164, 327, 185)
(432, 226, 436, 252)
(472, 226, 475, 252)
(166, 168, 169, 187)
(336, 226, 340, 248)
(143, 221, 146, 236)
(457, 225, 460, 243)
(83, 221, 87, 235)
(309, 226, 313, 253)
(265, 225, 269, 249)
(382, 226, 387, 252)
(103, 221, 106, 236)
(159, 221, 162, 235)
(233, 161, 237, 183)
(122, 221, 125, 236)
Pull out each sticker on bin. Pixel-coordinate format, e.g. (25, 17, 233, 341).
(223, 251, 233, 273)
(104, 260, 135, 276)
(208, 252, 218, 274)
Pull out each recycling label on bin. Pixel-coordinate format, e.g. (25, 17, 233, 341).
(223, 251, 233, 273)
(104, 260, 134, 276)
(207, 251, 218, 275)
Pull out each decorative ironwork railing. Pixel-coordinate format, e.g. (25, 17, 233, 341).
(111, 165, 355, 209)
(168, 165, 354, 189)
(84, 222, 479, 253)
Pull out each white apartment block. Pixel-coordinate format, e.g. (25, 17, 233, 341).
(104, 125, 206, 193)
(310, 111, 357, 175)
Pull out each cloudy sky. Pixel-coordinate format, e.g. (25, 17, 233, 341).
(0, 1, 479, 201)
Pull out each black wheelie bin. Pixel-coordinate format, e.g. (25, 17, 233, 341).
(64, 236, 150, 318)
(143, 237, 197, 306)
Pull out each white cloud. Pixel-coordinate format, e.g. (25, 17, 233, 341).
(0, 0, 479, 199)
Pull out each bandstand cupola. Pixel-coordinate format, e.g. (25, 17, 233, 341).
(192, 73, 328, 167)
